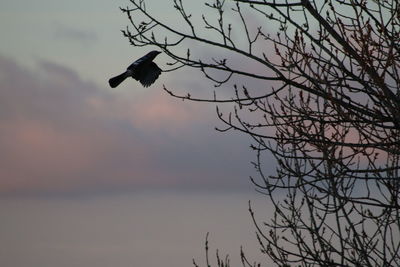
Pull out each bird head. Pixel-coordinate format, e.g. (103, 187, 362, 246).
(147, 50, 162, 60)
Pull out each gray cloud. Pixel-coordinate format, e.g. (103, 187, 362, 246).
(0, 55, 269, 196)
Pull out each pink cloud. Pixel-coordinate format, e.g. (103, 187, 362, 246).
(123, 90, 202, 133)
(0, 118, 153, 193)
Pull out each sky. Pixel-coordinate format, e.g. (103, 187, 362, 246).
(0, 0, 276, 266)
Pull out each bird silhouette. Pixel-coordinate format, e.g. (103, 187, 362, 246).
(109, 51, 162, 88)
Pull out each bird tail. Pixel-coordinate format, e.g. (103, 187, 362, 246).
(109, 72, 129, 88)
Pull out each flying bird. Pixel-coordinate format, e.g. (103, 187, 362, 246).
(109, 51, 162, 88)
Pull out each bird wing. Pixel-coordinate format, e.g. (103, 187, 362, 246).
(139, 62, 162, 87)
(127, 53, 153, 71)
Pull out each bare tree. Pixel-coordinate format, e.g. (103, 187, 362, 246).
(120, 0, 400, 266)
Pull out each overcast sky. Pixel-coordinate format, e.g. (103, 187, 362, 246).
(0, 0, 276, 266)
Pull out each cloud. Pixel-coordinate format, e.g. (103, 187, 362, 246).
(0, 56, 151, 193)
(0, 55, 261, 196)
